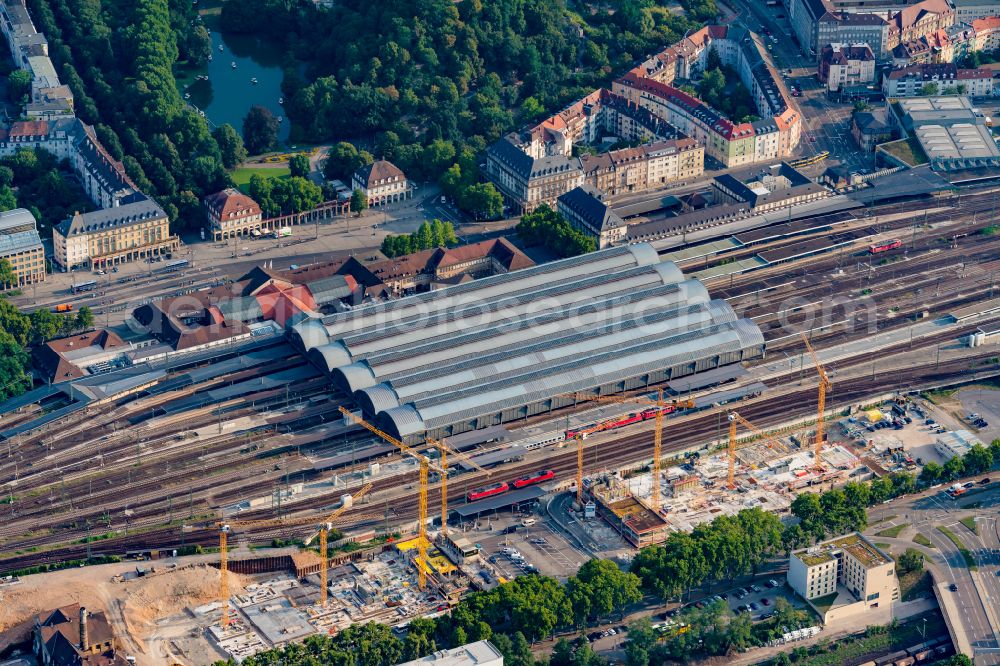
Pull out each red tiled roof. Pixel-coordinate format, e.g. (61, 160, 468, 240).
(9, 120, 50, 137)
(203, 188, 262, 221)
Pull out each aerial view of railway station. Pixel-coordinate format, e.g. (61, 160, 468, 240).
(1, 0, 999, 665)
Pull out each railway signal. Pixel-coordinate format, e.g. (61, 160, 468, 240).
(217, 482, 373, 628)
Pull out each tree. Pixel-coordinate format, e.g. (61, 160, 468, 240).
(942, 455, 965, 481)
(75, 306, 95, 332)
(517, 205, 595, 257)
(571, 559, 642, 622)
(460, 182, 504, 220)
(0, 259, 17, 289)
(0, 330, 30, 401)
(920, 82, 939, 96)
(897, 548, 924, 574)
(350, 188, 368, 216)
(242, 105, 280, 155)
(919, 461, 943, 486)
(288, 153, 311, 179)
(944, 655, 973, 666)
(212, 124, 248, 169)
(853, 99, 870, 113)
(324, 142, 374, 182)
(624, 618, 658, 666)
(706, 46, 723, 73)
(8, 69, 31, 101)
(0, 186, 17, 213)
(962, 444, 993, 475)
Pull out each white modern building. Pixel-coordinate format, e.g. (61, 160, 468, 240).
(789, 532, 899, 624)
(395, 641, 503, 666)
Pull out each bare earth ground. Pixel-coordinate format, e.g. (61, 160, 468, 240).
(0, 559, 247, 665)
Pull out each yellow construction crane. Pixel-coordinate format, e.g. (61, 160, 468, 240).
(563, 391, 695, 512)
(426, 437, 486, 539)
(726, 411, 786, 488)
(800, 333, 832, 469)
(218, 482, 373, 627)
(338, 408, 484, 588)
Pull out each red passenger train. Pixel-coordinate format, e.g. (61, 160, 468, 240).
(465, 469, 555, 502)
(565, 406, 677, 440)
(869, 239, 902, 254)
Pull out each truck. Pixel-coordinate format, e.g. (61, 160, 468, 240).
(273, 227, 292, 239)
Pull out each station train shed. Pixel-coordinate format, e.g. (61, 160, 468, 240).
(291, 244, 765, 443)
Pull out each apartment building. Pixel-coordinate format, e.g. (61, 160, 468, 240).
(951, 0, 1000, 23)
(0, 119, 138, 210)
(613, 26, 801, 167)
(556, 185, 627, 249)
(972, 16, 1000, 51)
(0, 0, 73, 120)
(53, 197, 177, 270)
(203, 188, 263, 241)
(579, 138, 703, 196)
(0, 208, 45, 287)
(883, 62, 996, 96)
(485, 138, 584, 215)
(820, 43, 877, 91)
(791, 0, 955, 61)
(788, 533, 899, 624)
(819, 13, 893, 60)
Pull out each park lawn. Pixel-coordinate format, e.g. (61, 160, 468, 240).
(231, 166, 291, 190)
(959, 516, 978, 534)
(913, 533, 935, 548)
(877, 524, 907, 538)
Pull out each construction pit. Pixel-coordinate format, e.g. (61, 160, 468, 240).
(586, 426, 871, 548)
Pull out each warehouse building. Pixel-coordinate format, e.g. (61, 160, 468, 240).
(291, 244, 765, 442)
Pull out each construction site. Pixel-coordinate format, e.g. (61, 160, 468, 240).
(3, 187, 1000, 663)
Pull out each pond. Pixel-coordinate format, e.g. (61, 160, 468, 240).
(182, 23, 290, 144)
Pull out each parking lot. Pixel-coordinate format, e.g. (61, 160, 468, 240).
(468, 510, 589, 581)
(665, 578, 806, 624)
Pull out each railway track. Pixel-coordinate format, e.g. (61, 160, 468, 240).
(4, 190, 1000, 571)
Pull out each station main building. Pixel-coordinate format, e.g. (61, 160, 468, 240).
(292, 244, 765, 443)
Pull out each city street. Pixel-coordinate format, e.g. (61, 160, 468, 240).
(866, 480, 1000, 665)
(727, 0, 877, 176)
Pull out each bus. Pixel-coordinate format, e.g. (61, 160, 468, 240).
(71, 280, 98, 294)
(154, 259, 189, 274)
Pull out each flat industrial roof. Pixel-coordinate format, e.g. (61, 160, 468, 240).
(667, 365, 747, 393)
(452, 486, 546, 518)
(948, 297, 1000, 321)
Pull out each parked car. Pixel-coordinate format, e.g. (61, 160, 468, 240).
(749, 602, 760, 611)
(749, 584, 762, 593)
(761, 598, 770, 606)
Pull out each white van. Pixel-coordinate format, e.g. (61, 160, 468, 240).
(521, 518, 537, 527)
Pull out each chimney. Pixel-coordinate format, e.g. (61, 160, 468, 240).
(79, 607, 89, 651)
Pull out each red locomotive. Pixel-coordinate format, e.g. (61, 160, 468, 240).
(512, 469, 555, 488)
(869, 239, 902, 254)
(466, 482, 511, 502)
